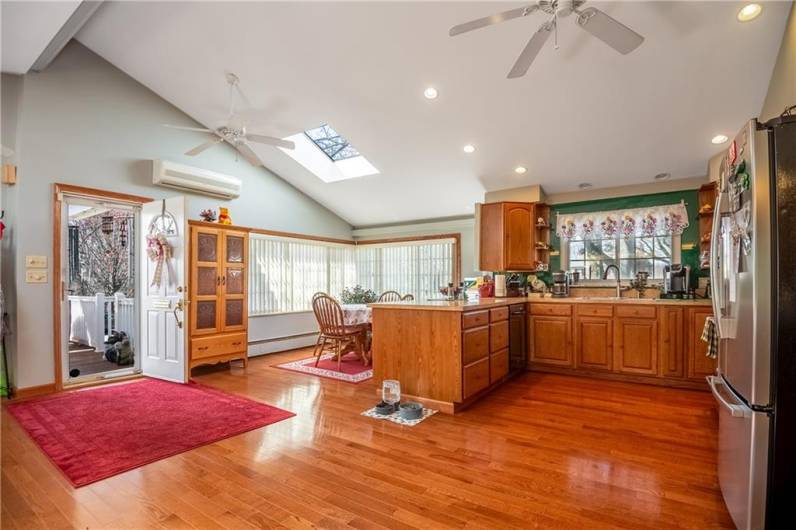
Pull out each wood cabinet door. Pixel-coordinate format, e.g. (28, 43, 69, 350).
(575, 317, 612, 371)
(528, 315, 573, 367)
(613, 317, 658, 375)
(190, 227, 222, 336)
(220, 231, 248, 333)
(478, 203, 504, 271)
(658, 307, 684, 378)
(503, 202, 534, 270)
(687, 307, 716, 380)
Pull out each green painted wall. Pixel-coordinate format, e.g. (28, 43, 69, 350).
(539, 189, 704, 285)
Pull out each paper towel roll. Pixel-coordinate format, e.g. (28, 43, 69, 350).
(494, 274, 506, 297)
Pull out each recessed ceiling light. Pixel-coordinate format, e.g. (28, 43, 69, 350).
(654, 172, 671, 181)
(578, 183, 593, 190)
(737, 3, 762, 22)
(423, 87, 438, 99)
(463, 144, 475, 153)
(514, 166, 527, 174)
(711, 134, 729, 144)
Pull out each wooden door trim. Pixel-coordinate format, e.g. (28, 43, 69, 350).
(52, 184, 152, 391)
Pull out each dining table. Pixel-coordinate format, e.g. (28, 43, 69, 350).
(339, 303, 373, 365)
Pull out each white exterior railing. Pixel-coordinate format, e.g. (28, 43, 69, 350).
(68, 293, 135, 352)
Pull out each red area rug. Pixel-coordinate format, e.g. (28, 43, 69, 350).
(274, 352, 372, 383)
(6, 378, 294, 487)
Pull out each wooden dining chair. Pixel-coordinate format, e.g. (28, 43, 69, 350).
(311, 293, 364, 371)
(401, 293, 415, 301)
(377, 290, 402, 302)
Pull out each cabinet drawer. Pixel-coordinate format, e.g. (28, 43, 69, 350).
(490, 306, 509, 322)
(615, 305, 657, 319)
(529, 303, 572, 316)
(576, 304, 613, 317)
(490, 349, 509, 383)
(462, 310, 489, 329)
(490, 321, 509, 352)
(462, 326, 489, 365)
(191, 333, 247, 360)
(463, 357, 490, 399)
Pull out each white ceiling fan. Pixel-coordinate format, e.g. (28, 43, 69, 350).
(164, 73, 295, 167)
(449, 0, 645, 79)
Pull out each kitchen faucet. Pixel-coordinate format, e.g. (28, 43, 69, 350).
(603, 264, 622, 298)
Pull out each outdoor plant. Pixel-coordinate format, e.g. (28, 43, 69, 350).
(340, 285, 377, 304)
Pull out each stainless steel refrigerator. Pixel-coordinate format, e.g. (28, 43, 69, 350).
(708, 115, 796, 529)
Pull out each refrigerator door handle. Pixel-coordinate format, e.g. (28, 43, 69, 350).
(709, 194, 723, 338)
(707, 376, 750, 418)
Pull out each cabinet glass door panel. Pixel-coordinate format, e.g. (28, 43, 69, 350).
(197, 232, 218, 262)
(225, 268, 244, 295)
(195, 301, 218, 331)
(224, 299, 244, 327)
(197, 266, 218, 296)
(225, 235, 244, 263)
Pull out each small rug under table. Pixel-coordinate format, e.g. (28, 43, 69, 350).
(6, 378, 295, 487)
(274, 352, 373, 383)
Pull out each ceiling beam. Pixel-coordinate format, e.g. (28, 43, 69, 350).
(30, 1, 103, 72)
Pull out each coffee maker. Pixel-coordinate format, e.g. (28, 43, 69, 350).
(663, 264, 690, 297)
(551, 271, 569, 298)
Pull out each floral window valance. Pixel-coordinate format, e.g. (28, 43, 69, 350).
(556, 201, 689, 240)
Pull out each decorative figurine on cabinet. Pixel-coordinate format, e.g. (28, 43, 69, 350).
(218, 207, 232, 225)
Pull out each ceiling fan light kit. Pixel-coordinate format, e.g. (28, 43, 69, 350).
(450, 0, 645, 79)
(163, 73, 295, 167)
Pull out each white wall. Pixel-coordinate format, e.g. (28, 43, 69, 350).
(2, 42, 351, 389)
(761, 2, 795, 121)
(352, 217, 478, 278)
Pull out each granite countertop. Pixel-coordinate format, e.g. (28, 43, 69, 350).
(369, 295, 712, 311)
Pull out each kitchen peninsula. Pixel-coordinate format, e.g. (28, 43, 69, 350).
(370, 296, 714, 413)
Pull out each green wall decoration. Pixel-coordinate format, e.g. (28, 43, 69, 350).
(540, 189, 704, 286)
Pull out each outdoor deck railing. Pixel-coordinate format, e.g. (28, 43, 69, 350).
(68, 293, 135, 352)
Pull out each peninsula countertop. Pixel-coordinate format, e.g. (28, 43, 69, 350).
(368, 295, 712, 312)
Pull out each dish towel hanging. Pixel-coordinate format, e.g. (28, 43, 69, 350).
(701, 316, 719, 359)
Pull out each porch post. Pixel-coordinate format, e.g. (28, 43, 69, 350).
(94, 293, 105, 352)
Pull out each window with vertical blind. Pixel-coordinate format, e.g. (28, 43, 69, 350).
(248, 234, 456, 315)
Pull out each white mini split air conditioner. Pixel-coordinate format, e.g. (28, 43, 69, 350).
(152, 160, 242, 199)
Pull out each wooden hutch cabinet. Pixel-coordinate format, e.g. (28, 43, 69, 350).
(188, 221, 249, 370)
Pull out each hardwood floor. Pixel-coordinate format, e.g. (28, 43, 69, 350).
(1, 347, 733, 529)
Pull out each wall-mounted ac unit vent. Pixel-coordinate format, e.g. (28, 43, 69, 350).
(152, 160, 242, 199)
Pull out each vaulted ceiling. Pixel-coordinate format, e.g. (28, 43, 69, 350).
(74, 1, 789, 226)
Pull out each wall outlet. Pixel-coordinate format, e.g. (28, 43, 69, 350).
(25, 269, 48, 283)
(25, 255, 48, 268)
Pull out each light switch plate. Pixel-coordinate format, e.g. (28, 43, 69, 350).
(25, 255, 48, 268)
(26, 269, 48, 283)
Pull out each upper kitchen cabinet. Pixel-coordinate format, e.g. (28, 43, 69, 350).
(479, 201, 536, 271)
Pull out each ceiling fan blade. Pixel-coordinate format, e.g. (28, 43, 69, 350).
(164, 124, 214, 133)
(576, 7, 644, 55)
(449, 4, 538, 37)
(185, 136, 223, 156)
(507, 19, 554, 79)
(236, 142, 262, 167)
(246, 133, 295, 150)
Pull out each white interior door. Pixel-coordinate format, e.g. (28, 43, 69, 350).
(140, 196, 188, 383)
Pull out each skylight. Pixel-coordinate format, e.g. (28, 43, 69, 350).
(280, 123, 379, 183)
(304, 124, 360, 162)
